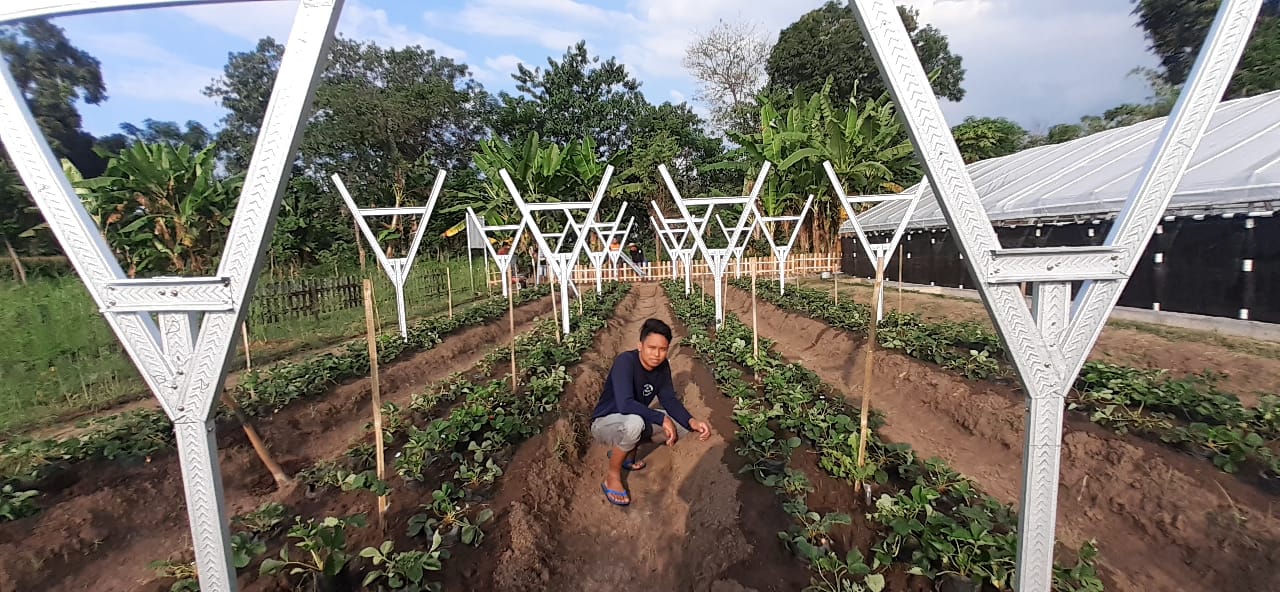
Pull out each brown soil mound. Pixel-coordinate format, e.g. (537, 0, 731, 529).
(443, 283, 811, 592)
(0, 297, 551, 592)
(725, 286, 1280, 592)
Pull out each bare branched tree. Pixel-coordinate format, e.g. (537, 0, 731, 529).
(683, 19, 772, 135)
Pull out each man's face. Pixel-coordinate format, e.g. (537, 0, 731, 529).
(638, 332, 670, 370)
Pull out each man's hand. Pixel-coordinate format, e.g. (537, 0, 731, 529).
(689, 419, 712, 441)
(663, 416, 678, 446)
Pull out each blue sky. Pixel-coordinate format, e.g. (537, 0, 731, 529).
(48, 0, 1160, 139)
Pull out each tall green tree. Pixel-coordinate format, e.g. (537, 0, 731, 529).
(765, 2, 965, 106)
(492, 41, 650, 158)
(96, 119, 213, 153)
(203, 37, 285, 172)
(1132, 0, 1280, 97)
(711, 80, 918, 250)
(951, 117, 1027, 163)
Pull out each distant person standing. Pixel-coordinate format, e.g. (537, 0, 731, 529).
(627, 243, 645, 264)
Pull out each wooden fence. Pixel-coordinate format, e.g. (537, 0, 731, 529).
(248, 271, 450, 325)
(486, 253, 839, 286)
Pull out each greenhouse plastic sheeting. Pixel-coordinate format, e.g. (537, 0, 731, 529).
(845, 89, 1280, 233)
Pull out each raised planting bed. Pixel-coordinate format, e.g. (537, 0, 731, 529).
(671, 281, 1103, 592)
(732, 279, 1280, 482)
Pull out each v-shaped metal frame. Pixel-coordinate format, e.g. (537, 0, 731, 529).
(716, 208, 758, 279)
(576, 202, 628, 292)
(331, 171, 446, 340)
(0, 2, 343, 590)
(827, 162, 927, 318)
(660, 162, 769, 327)
(652, 203, 696, 294)
(466, 208, 526, 298)
(607, 216, 636, 278)
(849, 0, 1262, 589)
(501, 167, 609, 334)
(750, 194, 814, 295)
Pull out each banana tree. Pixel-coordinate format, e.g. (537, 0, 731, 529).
(71, 141, 243, 277)
(707, 79, 918, 252)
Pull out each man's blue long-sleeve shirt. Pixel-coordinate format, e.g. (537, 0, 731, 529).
(591, 350, 693, 431)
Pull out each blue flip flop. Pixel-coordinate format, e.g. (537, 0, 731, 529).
(607, 450, 646, 471)
(601, 482, 630, 506)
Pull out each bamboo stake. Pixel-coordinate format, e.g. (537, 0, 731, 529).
(228, 322, 292, 489)
(361, 280, 389, 533)
(855, 257, 886, 491)
(751, 260, 759, 360)
(897, 244, 904, 312)
(550, 274, 561, 343)
(833, 268, 839, 305)
(508, 276, 517, 394)
(446, 266, 454, 318)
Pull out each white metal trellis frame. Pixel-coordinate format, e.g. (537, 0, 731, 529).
(331, 171, 445, 340)
(652, 202, 696, 294)
(578, 202, 628, 292)
(717, 210, 758, 279)
(502, 167, 609, 334)
(0, 2, 343, 590)
(751, 195, 815, 294)
(661, 163, 768, 327)
(607, 216, 635, 278)
(467, 209, 526, 298)
(827, 162, 927, 319)
(848, 0, 1262, 589)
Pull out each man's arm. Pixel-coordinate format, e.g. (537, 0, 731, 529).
(611, 355, 667, 425)
(654, 367, 695, 431)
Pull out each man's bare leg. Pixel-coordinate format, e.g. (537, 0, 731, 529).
(604, 445, 629, 504)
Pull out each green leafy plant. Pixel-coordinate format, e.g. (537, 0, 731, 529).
(360, 535, 450, 592)
(260, 515, 367, 587)
(149, 559, 199, 592)
(0, 484, 39, 521)
(232, 502, 287, 535)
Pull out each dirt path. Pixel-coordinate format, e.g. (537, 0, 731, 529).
(725, 286, 1280, 592)
(444, 283, 810, 592)
(805, 278, 1280, 402)
(0, 298, 551, 592)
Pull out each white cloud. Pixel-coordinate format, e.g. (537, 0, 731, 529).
(71, 31, 221, 106)
(669, 89, 685, 103)
(177, 0, 465, 58)
(473, 54, 526, 85)
(176, 0, 295, 42)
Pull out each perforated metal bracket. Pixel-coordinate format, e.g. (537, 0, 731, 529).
(847, 0, 1262, 589)
(660, 162, 767, 327)
(0, 2, 344, 590)
(331, 170, 445, 339)
(503, 167, 609, 333)
(103, 277, 234, 312)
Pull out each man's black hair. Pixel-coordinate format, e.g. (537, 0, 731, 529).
(640, 318, 672, 343)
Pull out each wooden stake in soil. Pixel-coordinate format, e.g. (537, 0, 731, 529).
(549, 275, 562, 343)
(855, 256, 886, 491)
(833, 269, 839, 305)
(508, 279, 517, 394)
(362, 280, 389, 533)
(446, 266, 454, 318)
(751, 261, 759, 360)
(227, 322, 292, 489)
(897, 244, 904, 312)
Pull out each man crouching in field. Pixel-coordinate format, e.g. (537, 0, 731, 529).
(589, 318, 712, 506)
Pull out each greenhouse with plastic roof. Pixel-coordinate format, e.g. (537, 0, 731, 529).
(841, 89, 1280, 323)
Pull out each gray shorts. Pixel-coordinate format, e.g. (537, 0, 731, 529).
(590, 411, 690, 451)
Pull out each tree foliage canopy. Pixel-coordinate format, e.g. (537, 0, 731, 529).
(765, 2, 965, 106)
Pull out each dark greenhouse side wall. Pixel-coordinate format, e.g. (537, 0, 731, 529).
(842, 215, 1278, 323)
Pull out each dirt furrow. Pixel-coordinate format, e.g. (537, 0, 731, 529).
(445, 283, 809, 592)
(724, 286, 1280, 592)
(0, 296, 553, 592)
